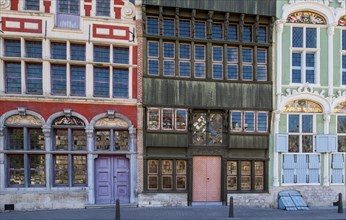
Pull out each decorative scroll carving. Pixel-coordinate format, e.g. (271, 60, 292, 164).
(5, 115, 42, 126)
(334, 102, 346, 114)
(289, 0, 330, 6)
(287, 11, 326, 24)
(53, 116, 85, 126)
(285, 83, 326, 97)
(338, 15, 346, 26)
(284, 100, 323, 113)
(121, 0, 136, 20)
(0, 0, 10, 9)
(95, 118, 129, 128)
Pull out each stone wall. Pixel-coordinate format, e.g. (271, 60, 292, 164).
(0, 191, 86, 211)
(138, 193, 188, 207)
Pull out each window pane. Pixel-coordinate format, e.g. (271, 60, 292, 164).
(73, 130, 86, 151)
(258, 27, 267, 43)
(30, 155, 45, 185)
(213, 64, 223, 79)
(55, 129, 68, 150)
(148, 60, 159, 75)
(96, 0, 110, 16)
(242, 48, 252, 63)
(212, 23, 223, 40)
(302, 115, 313, 133)
(54, 155, 68, 185)
(257, 49, 267, 64)
(195, 63, 205, 78)
(176, 176, 186, 190)
(69, 0, 80, 14)
(113, 69, 128, 98)
(148, 160, 158, 174)
(94, 46, 109, 62)
(292, 27, 303, 47)
(148, 109, 160, 129)
(5, 62, 21, 94)
(5, 40, 21, 57)
(113, 47, 129, 64)
(163, 18, 175, 36)
(73, 155, 87, 185)
(94, 67, 110, 97)
(9, 155, 24, 185)
(148, 176, 158, 190)
(257, 112, 268, 132)
(179, 44, 190, 59)
(148, 41, 159, 57)
(306, 28, 316, 48)
(244, 112, 255, 132)
(162, 160, 173, 174)
(179, 62, 190, 77)
(176, 160, 186, 174)
(8, 128, 24, 150)
(25, 0, 40, 10)
(195, 45, 205, 60)
(243, 26, 252, 42)
(343, 30, 346, 50)
(115, 131, 129, 150)
(162, 109, 173, 130)
(338, 136, 346, 152)
(227, 65, 238, 80)
(70, 66, 85, 96)
(175, 109, 187, 130)
(70, 44, 85, 61)
(95, 130, 110, 150)
(289, 115, 299, 132)
(195, 21, 206, 39)
(228, 24, 238, 41)
(292, 53, 302, 83)
(242, 66, 253, 80)
(164, 43, 174, 58)
(213, 47, 222, 62)
(192, 113, 207, 144)
(51, 65, 67, 95)
(29, 129, 45, 150)
(227, 47, 238, 62)
(179, 20, 190, 38)
(302, 135, 313, 152)
(227, 176, 237, 190)
(257, 66, 267, 81)
(26, 63, 43, 94)
(26, 41, 42, 58)
(337, 116, 346, 133)
(305, 53, 315, 83)
(51, 43, 66, 60)
(231, 112, 242, 132)
(209, 113, 223, 144)
(147, 17, 159, 35)
(342, 55, 346, 85)
(162, 176, 173, 190)
(288, 135, 299, 152)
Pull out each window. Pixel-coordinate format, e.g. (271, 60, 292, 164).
(227, 47, 238, 80)
(258, 26, 267, 43)
(179, 44, 191, 77)
(94, 67, 110, 97)
(342, 30, 346, 85)
(4, 39, 21, 57)
(337, 116, 346, 152)
(7, 127, 45, 187)
(228, 24, 238, 41)
(163, 18, 175, 36)
(195, 21, 206, 39)
(212, 46, 223, 79)
(148, 41, 159, 75)
(147, 17, 159, 35)
(331, 115, 345, 184)
(147, 108, 188, 131)
(163, 43, 175, 76)
(56, 0, 80, 29)
(94, 45, 109, 63)
(95, 129, 129, 151)
(70, 66, 85, 96)
(26, 41, 42, 58)
(25, 0, 40, 10)
(51, 65, 67, 95)
(212, 23, 223, 40)
(230, 111, 268, 133)
(194, 45, 206, 78)
(5, 62, 21, 94)
(291, 27, 317, 84)
(147, 159, 187, 191)
(243, 25, 252, 42)
(113, 69, 128, 98)
(96, 0, 110, 16)
(192, 111, 223, 145)
(179, 20, 190, 38)
(113, 47, 129, 64)
(242, 48, 253, 80)
(51, 42, 66, 60)
(227, 160, 265, 191)
(70, 44, 85, 61)
(288, 114, 314, 153)
(257, 49, 268, 81)
(26, 63, 42, 95)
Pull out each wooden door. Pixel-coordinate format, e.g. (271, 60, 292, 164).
(192, 156, 221, 202)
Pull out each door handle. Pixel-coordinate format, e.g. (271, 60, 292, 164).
(207, 178, 209, 180)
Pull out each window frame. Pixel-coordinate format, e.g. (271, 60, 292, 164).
(341, 30, 346, 86)
(212, 46, 223, 80)
(230, 111, 269, 133)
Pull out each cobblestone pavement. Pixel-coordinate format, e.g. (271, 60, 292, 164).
(1, 206, 345, 220)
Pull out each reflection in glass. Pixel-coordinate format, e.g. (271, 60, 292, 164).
(162, 176, 172, 190)
(162, 160, 173, 174)
(255, 161, 263, 175)
(148, 176, 158, 190)
(241, 161, 251, 175)
(337, 116, 346, 133)
(175, 109, 187, 130)
(289, 135, 299, 152)
(231, 112, 242, 132)
(227, 176, 237, 190)
(227, 161, 237, 175)
(162, 109, 173, 130)
(73, 155, 87, 185)
(73, 130, 86, 151)
(30, 155, 45, 185)
(95, 130, 110, 150)
(115, 131, 129, 151)
(176, 176, 186, 190)
(302, 115, 313, 133)
(55, 129, 68, 150)
(9, 155, 24, 185)
(241, 176, 251, 190)
(9, 128, 24, 150)
(338, 136, 346, 152)
(289, 115, 299, 132)
(29, 129, 45, 150)
(192, 113, 207, 144)
(209, 113, 223, 144)
(302, 135, 313, 152)
(148, 108, 160, 129)
(55, 155, 68, 185)
(254, 176, 264, 190)
(176, 160, 186, 174)
(148, 160, 158, 174)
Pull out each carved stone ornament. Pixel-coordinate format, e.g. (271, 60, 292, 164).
(287, 11, 326, 24)
(121, 0, 136, 20)
(0, 0, 10, 9)
(95, 118, 129, 128)
(338, 15, 346, 26)
(5, 115, 42, 126)
(285, 83, 326, 97)
(284, 100, 323, 113)
(334, 102, 346, 113)
(289, 0, 331, 6)
(53, 116, 85, 126)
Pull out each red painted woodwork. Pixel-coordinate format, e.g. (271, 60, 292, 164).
(84, 5, 92, 16)
(132, 68, 137, 99)
(44, 0, 51, 13)
(115, 7, 121, 19)
(2, 17, 42, 34)
(11, 0, 19, 10)
(132, 46, 138, 65)
(93, 24, 129, 40)
(0, 100, 137, 127)
(114, 0, 124, 5)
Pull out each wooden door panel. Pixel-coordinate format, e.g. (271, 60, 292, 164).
(206, 157, 221, 201)
(192, 157, 207, 201)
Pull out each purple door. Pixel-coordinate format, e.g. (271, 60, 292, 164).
(95, 156, 130, 204)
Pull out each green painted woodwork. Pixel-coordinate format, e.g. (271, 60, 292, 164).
(316, 115, 324, 134)
(320, 28, 328, 86)
(146, 133, 188, 147)
(333, 29, 342, 87)
(279, 114, 287, 133)
(281, 26, 291, 87)
(146, 147, 187, 157)
(330, 115, 337, 134)
(229, 135, 268, 149)
(226, 149, 267, 158)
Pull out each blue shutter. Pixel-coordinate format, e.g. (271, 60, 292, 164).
(332, 154, 344, 169)
(308, 169, 319, 183)
(308, 154, 320, 169)
(283, 154, 295, 169)
(331, 169, 344, 184)
(283, 169, 295, 183)
(276, 134, 288, 152)
(328, 136, 337, 152)
(316, 135, 337, 152)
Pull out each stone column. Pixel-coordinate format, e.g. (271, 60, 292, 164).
(86, 127, 95, 204)
(322, 113, 331, 186)
(275, 20, 285, 103)
(273, 111, 281, 187)
(42, 126, 52, 189)
(0, 127, 5, 190)
(129, 126, 137, 204)
(327, 25, 335, 97)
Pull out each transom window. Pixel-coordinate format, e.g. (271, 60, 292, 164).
(163, 18, 175, 36)
(243, 25, 252, 42)
(147, 17, 159, 35)
(212, 23, 223, 40)
(179, 20, 190, 38)
(195, 21, 206, 39)
(288, 114, 314, 153)
(25, 0, 40, 10)
(96, 0, 110, 16)
(258, 26, 267, 43)
(228, 24, 238, 41)
(95, 129, 129, 151)
(230, 111, 268, 133)
(147, 108, 188, 131)
(191, 111, 223, 145)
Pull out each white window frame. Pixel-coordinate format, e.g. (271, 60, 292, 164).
(161, 108, 174, 130)
(163, 42, 175, 77)
(178, 43, 191, 78)
(147, 108, 161, 130)
(175, 109, 188, 131)
(341, 29, 346, 87)
(212, 46, 223, 80)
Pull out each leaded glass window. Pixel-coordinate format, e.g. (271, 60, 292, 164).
(26, 63, 42, 95)
(51, 65, 67, 95)
(96, 0, 110, 16)
(113, 69, 128, 98)
(162, 109, 173, 130)
(147, 17, 159, 35)
(230, 111, 268, 133)
(147, 108, 160, 130)
(5, 40, 21, 57)
(244, 112, 255, 132)
(179, 20, 190, 38)
(192, 111, 223, 145)
(212, 23, 223, 40)
(94, 67, 110, 97)
(51, 42, 66, 60)
(26, 41, 42, 58)
(227, 47, 238, 80)
(192, 112, 207, 145)
(242, 48, 253, 80)
(175, 109, 187, 130)
(70, 66, 85, 96)
(94, 45, 109, 63)
(257, 49, 267, 81)
(194, 45, 206, 78)
(195, 21, 206, 39)
(258, 26, 267, 43)
(288, 114, 314, 153)
(113, 47, 129, 64)
(337, 116, 346, 152)
(70, 44, 85, 61)
(163, 43, 175, 76)
(25, 0, 40, 10)
(212, 46, 223, 79)
(163, 18, 175, 36)
(5, 62, 21, 94)
(209, 113, 223, 145)
(179, 44, 191, 77)
(228, 24, 238, 41)
(148, 41, 159, 75)
(243, 25, 252, 42)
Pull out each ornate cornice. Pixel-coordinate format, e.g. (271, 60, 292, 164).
(285, 83, 326, 97)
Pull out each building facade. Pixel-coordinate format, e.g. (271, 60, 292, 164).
(273, 0, 346, 206)
(0, 0, 139, 211)
(137, 0, 276, 207)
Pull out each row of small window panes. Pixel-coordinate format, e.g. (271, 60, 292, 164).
(4, 62, 129, 98)
(54, 154, 87, 186)
(147, 159, 187, 191)
(291, 52, 316, 84)
(147, 108, 188, 131)
(227, 160, 264, 191)
(292, 27, 317, 49)
(147, 17, 267, 43)
(95, 130, 129, 151)
(3, 39, 129, 64)
(230, 111, 269, 133)
(148, 41, 268, 81)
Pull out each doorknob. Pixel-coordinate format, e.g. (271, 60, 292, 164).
(207, 178, 209, 180)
